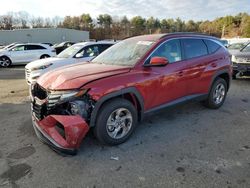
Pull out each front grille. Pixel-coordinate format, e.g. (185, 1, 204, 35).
(32, 102, 47, 120)
(25, 68, 31, 79)
(32, 83, 47, 100)
(47, 94, 61, 110)
(238, 63, 250, 66)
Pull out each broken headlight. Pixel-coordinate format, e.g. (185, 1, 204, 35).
(48, 89, 88, 102)
(47, 89, 88, 111)
(69, 100, 90, 119)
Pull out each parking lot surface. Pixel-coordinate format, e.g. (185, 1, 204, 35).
(0, 66, 250, 188)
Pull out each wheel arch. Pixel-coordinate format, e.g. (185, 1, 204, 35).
(89, 87, 144, 127)
(40, 54, 50, 59)
(0, 55, 12, 62)
(210, 69, 231, 92)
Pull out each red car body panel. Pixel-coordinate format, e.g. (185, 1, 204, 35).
(36, 115, 89, 149)
(37, 63, 131, 90)
(31, 33, 232, 154)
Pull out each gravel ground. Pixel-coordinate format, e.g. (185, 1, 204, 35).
(0, 66, 249, 188)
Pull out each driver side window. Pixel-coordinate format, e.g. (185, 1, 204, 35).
(149, 39, 182, 64)
(78, 45, 100, 58)
(11, 45, 25, 51)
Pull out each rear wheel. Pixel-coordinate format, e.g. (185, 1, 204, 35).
(40, 54, 50, 59)
(0, 56, 12, 67)
(94, 98, 138, 145)
(203, 78, 227, 109)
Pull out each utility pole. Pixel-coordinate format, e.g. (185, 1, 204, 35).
(221, 25, 225, 38)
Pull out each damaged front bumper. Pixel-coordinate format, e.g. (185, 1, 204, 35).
(32, 114, 89, 155)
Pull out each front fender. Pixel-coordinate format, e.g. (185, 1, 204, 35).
(89, 87, 144, 127)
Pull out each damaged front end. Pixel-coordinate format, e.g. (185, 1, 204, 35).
(30, 83, 95, 155)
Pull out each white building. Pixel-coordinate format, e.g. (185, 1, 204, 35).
(0, 28, 89, 45)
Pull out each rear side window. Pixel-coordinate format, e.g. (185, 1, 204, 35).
(99, 44, 113, 53)
(182, 39, 208, 59)
(26, 45, 46, 50)
(204, 39, 221, 54)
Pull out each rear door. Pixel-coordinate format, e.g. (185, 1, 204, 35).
(181, 38, 210, 95)
(26, 45, 47, 61)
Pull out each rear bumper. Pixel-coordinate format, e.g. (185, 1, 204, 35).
(32, 114, 89, 155)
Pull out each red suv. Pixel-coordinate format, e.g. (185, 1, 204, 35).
(30, 33, 232, 155)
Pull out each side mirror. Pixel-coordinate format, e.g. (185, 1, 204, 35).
(145, 57, 169, 67)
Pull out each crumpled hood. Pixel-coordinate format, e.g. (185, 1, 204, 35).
(228, 49, 240, 56)
(232, 51, 250, 58)
(25, 57, 66, 69)
(37, 63, 131, 90)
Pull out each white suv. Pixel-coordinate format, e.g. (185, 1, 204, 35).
(25, 41, 115, 85)
(0, 43, 56, 67)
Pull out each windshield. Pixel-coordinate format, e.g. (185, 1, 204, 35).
(57, 45, 83, 58)
(242, 43, 250, 52)
(4, 43, 16, 50)
(228, 43, 248, 50)
(92, 38, 155, 66)
(57, 42, 66, 47)
(220, 40, 228, 45)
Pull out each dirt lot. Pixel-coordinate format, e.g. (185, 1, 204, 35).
(0, 66, 250, 188)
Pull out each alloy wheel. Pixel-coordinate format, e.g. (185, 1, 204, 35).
(106, 108, 133, 139)
(213, 83, 226, 105)
(0, 57, 11, 67)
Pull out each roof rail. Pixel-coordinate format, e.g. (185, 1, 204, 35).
(160, 32, 218, 39)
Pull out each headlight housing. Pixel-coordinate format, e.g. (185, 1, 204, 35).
(32, 63, 53, 71)
(49, 89, 88, 101)
(47, 89, 88, 110)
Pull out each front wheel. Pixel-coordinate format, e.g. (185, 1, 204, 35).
(203, 78, 227, 109)
(94, 98, 138, 145)
(0, 56, 12, 67)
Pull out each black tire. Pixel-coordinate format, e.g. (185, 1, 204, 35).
(40, 54, 50, 59)
(94, 98, 138, 145)
(0, 56, 12, 67)
(203, 78, 227, 109)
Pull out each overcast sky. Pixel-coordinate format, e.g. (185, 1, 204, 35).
(0, 0, 249, 20)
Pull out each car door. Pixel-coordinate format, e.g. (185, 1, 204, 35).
(181, 38, 210, 95)
(26, 45, 46, 62)
(9, 45, 27, 63)
(144, 39, 189, 108)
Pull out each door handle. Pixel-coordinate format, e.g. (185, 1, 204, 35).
(177, 71, 184, 77)
(211, 63, 217, 68)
